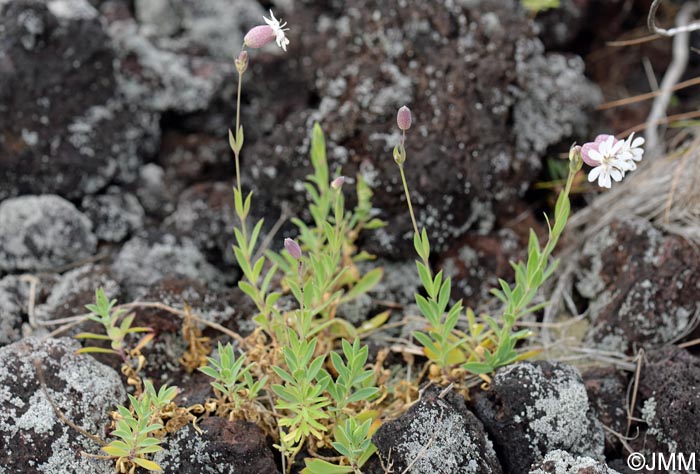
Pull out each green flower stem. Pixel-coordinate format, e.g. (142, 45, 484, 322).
(234, 63, 243, 195)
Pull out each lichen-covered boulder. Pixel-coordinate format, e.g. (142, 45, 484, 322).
(134, 0, 264, 59)
(472, 361, 604, 474)
(152, 417, 279, 474)
(0, 0, 158, 201)
(81, 189, 145, 243)
(372, 386, 502, 474)
(0, 195, 97, 272)
(576, 218, 700, 353)
(635, 347, 700, 456)
(112, 233, 226, 298)
(0, 337, 125, 473)
(529, 450, 621, 474)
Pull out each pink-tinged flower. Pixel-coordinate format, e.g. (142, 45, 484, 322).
(264, 10, 290, 51)
(244, 25, 277, 49)
(331, 176, 346, 190)
(284, 238, 302, 260)
(581, 134, 617, 167)
(397, 106, 412, 131)
(586, 135, 633, 189)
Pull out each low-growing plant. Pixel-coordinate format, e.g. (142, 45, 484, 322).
(76, 288, 154, 392)
(101, 384, 176, 474)
(199, 342, 267, 416)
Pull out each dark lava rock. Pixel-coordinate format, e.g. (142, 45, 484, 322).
(244, 0, 599, 259)
(0, 0, 158, 201)
(0, 275, 30, 345)
(111, 233, 226, 298)
(529, 449, 621, 474)
(163, 181, 237, 267)
(153, 416, 279, 474)
(635, 347, 700, 455)
(0, 336, 125, 473)
(158, 131, 233, 188)
(0, 195, 97, 272)
(34, 264, 121, 326)
(132, 278, 246, 380)
(372, 385, 502, 474)
(576, 218, 700, 353)
(582, 367, 629, 454)
(472, 361, 604, 474)
(81, 188, 145, 243)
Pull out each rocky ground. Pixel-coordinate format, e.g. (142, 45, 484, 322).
(1, 0, 699, 473)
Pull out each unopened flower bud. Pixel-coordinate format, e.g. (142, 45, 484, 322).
(284, 238, 302, 260)
(569, 144, 583, 172)
(244, 25, 277, 49)
(397, 105, 412, 131)
(235, 51, 249, 74)
(331, 176, 346, 190)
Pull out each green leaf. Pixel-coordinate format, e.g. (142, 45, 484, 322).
(75, 347, 118, 355)
(462, 361, 494, 374)
(341, 268, 383, 303)
(102, 445, 130, 457)
(132, 458, 163, 472)
(303, 459, 354, 474)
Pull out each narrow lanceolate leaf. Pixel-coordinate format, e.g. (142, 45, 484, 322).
(462, 361, 494, 375)
(132, 457, 164, 471)
(75, 347, 118, 355)
(303, 459, 354, 474)
(341, 268, 383, 302)
(102, 445, 130, 457)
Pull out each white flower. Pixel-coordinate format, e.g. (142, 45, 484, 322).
(264, 10, 290, 51)
(619, 132, 645, 171)
(587, 135, 634, 188)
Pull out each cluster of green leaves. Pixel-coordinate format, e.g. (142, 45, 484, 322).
(199, 342, 267, 410)
(408, 152, 581, 376)
(305, 418, 376, 474)
(102, 381, 177, 473)
(271, 331, 331, 464)
(412, 230, 465, 369)
(266, 124, 385, 340)
(76, 288, 152, 359)
(269, 332, 379, 474)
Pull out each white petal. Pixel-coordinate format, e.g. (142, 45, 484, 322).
(601, 173, 612, 188)
(610, 168, 623, 181)
(588, 149, 603, 164)
(588, 166, 602, 182)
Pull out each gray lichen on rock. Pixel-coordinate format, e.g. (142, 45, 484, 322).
(529, 450, 621, 474)
(0, 195, 97, 272)
(0, 337, 125, 473)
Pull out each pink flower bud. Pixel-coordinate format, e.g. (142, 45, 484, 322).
(235, 50, 249, 74)
(284, 238, 302, 260)
(244, 25, 277, 49)
(331, 176, 346, 190)
(397, 105, 412, 131)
